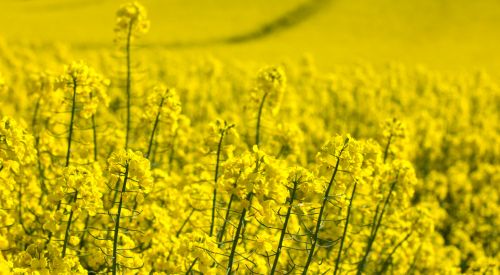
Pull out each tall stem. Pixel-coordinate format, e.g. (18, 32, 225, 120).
(270, 180, 298, 274)
(255, 92, 268, 146)
(112, 163, 130, 275)
(226, 193, 253, 275)
(218, 193, 234, 247)
(92, 114, 98, 161)
(61, 79, 78, 257)
(125, 22, 133, 149)
(356, 178, 397, 275)
(66, 78, 77, 167)
(146, 95, 165, 159)
(377, 231, 412, 274)
(334, 180, 358, 275)
(62, 191, 77, 257)
(383, 134, 392, 163)
(303, 139, 348, 274)
(210, 129, 225, 236)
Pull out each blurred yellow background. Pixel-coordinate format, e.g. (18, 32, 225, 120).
(1, 0, 500, 72)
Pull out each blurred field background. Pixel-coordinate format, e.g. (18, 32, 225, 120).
(1, 0, 500, 73)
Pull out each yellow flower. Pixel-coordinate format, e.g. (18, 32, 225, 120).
(114, 2, 150, 42)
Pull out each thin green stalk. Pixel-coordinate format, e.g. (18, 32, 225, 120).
(210, 129, 225, 236)
(377, 231, 412, 275)
(35, 136, 47, 201)
(32, 95, 41, 132)
(270, 179, 299, 275)
(176, 208, 196, 237)
(255, 92, 269, 146)
(92, 114, 98, 161)
(66, 78, 77, 167)
(370, 203, 381, 237)
(61, 79, 78, 257)
(302, 139, 348, 274)
(226, 193, 253, 275)
(125, 21, 133, 149)
(62, 191, 78, 257)
(18, 184, 29, 234)
(383, 134, 392, 163)
(33, 96, 46, 198)
(356, 178, 398, 275)
(334, 180, 358, 275)
(146, 95, 165, 159)
(79, 214, 91, 251)
(168, 130, 178, 172)
(406, 245, 421, 275)
(218, 193, 235, 247)
(80, 110, 97, 252)
(186, 258, 198, 274)
(112, 163, 130, 275)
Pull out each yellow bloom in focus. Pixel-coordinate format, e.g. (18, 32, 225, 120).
(108, 149, 153, 192)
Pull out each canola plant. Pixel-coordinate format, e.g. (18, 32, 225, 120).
(0, 2, 498, 274)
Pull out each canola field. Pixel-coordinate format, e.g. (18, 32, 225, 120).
(0, 1, 499, 274)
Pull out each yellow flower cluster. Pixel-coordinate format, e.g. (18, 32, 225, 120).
(0, 2, 498, 274)
(58, 61, 110, 119)
(114, 1, 150, 43)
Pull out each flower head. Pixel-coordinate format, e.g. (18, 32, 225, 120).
(114, 2, 150, 42)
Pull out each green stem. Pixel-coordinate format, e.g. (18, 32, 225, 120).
(383, 134, 392, 163)
(146, 95, 165, 159)
(334, 180, 358, 275)
(112, 163, 130, 275)
(377, 231, 412, 274)
(210, 129, 225, 236)
(66, 78, 77, 167)
(186, 258, 198, 274)
(79, 214, 91, 251)
(92, 114, 98, 161)
(176, 208, 195, 237)
(32, 95, 41, 132)
(61, 79, 78, 257)
(270, 180, 299, 274)
(356, 178, 397, 275)
(255, 92, 268, 146)
(226, 193, 253, 275)
(218, 193, 235, 247)
(302, 139, 348, 274)
(125, 21, 133, 149)
(62, 191, 78, 257)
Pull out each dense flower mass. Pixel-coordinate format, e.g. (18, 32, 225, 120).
(0, 1, 498, 274)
